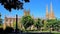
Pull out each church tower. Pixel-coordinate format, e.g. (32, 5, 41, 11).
(46, 4, 49, 19)
(46, 2, 55, 19)
(24, 9, 30, 16)
(49, 2, 55, 19)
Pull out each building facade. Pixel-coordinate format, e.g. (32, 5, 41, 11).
(3, 2, 55, 29)
(3, 9, 30, 29)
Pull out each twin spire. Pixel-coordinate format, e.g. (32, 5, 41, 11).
(46, 2, 55, 19)
(23, 2, 55, 19)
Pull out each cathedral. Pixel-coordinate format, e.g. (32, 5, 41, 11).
(46, 2, 55, 19)
(3, 9, 30, 29)
(3, 2, 55, 29)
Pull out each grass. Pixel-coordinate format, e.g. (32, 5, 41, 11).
(24, 31, 60, 34)
(0, 25, 3, 28)
(51, 31, 60, 34)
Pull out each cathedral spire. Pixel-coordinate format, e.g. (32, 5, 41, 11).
(49, 2, 55, 19)
(46, 4, 49, 19)
(50, 2, 53, 12)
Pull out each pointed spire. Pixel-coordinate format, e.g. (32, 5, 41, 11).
(46, 4, 49, 19)
(49, 2, 55, 19)
(46, 4, 48, 14)
(50, 2, 53, 13)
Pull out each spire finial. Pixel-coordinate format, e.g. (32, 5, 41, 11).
(49, 2, 55, 19)
(50, 2, 53, 12)
(46, 4, 49, 19)
(46, 4, 48, 13)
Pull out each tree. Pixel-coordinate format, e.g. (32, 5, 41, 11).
(34, 18, 43, 30)
(53, 19, 60, 31)
(0, 0, 30, 11)
(46, 19, 60, 31)
(4, 26, 14, 33)
(21, 16, 34, 29)
(0, 0, 30, 33)
(0, 18, 3, 25)
(46, 19, 56, 30)
(0, 13, 3, 28)
(13, 22, 16, 29)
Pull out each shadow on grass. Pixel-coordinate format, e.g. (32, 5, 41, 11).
(0, 26, 20, 34)
(0, 27, 60, 34)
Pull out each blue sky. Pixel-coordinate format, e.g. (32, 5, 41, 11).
(0, 0, 60, 19)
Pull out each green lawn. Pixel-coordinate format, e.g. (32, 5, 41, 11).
(51, 31, 60, 34)
(24, 31, 60, 34)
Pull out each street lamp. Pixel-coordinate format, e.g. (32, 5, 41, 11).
(0, 0, 30, 34)
(16, 14, 18, 34)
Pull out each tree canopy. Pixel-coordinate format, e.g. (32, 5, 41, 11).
(21, 16, 34, 29)
(46, 19, 60, 31)
(0, 0, 30, 12)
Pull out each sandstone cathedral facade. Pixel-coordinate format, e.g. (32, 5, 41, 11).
(3, 9, 30, 29)
(3, 2, 55, 29)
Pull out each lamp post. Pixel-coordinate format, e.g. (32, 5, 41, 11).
(16, 14, 18, 34)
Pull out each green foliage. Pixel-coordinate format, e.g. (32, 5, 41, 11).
(21, 16, 34, 29)
(13, 22, 16, 29)
(46, 19, 60, 31)
(0, 16, 3, 28)
(0, 18, 3, 25)
(34, 18, 43, 30)
(43, 20, 47, 31)
(21, 17, 60, 31)
(47, 19, 56, 27)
